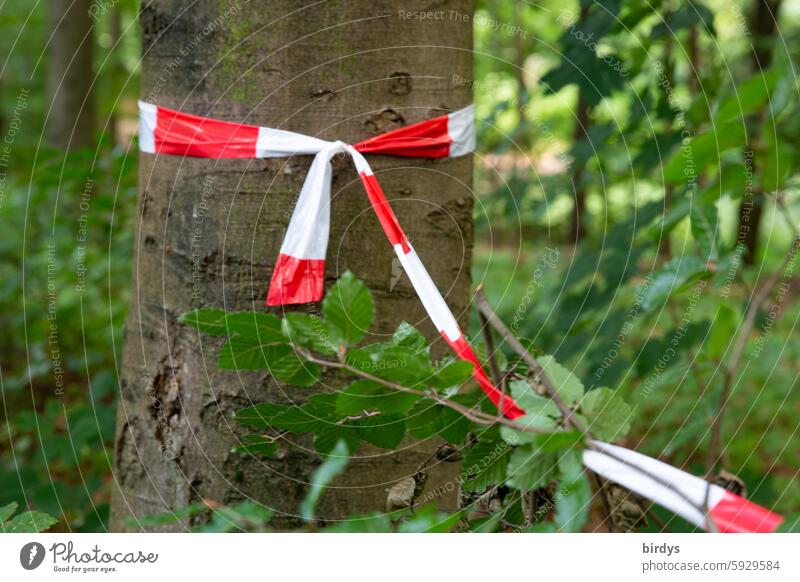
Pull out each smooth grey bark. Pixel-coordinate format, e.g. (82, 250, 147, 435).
(46, 0, 96, 150)
(110, 0, 475, 530)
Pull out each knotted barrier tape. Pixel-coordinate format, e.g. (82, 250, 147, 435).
(137, 101, 783, 532)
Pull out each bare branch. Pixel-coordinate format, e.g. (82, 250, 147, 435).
(474, 286, 586, 433)
(707, 235, 800, 472)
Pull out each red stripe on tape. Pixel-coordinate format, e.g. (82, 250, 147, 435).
(710, 491, 784, 533)
(359, 172, 410, 253)
(354, 115, 451, 158)
(443, 334, 525, 419)
(154, 106, 260, 158)
(266, 254, 325, 306)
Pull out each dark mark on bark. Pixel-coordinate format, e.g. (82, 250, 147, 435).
(364, 109, 405, 134)
(147, 365, 182, 455)
(309, 88, 336, 101)
(389, 72, 412, 95)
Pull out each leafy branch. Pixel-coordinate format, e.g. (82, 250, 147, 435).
(181, 272, 637, 530)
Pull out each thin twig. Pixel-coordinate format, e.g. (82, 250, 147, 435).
(706, 235, 800, 472)
(477, 305, 503, 386)
(474, 287, 586, 433)
(474, 287, 713, 521)
(294, 347, 552, 434)
(592, 473, 614, 533)
(477, 304, 508, 420)
(336, 411, 381, 425)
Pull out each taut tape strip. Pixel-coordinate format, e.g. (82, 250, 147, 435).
(584, 441, 783, 533)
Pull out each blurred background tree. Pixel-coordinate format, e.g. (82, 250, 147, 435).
(1, 0, 799, 531)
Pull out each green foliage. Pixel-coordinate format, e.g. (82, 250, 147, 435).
(299, 440, 351, 521)
(579, 387, 633, 441)
(461, 437, 512, 493)
(323, 271, 375, 347)
(0, 502, 58, 533)
(323, 505, 462, 533)
(132, 501, 273, 533)
(188, 273, 637, 532)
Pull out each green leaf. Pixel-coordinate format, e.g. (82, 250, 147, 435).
(335, 380, 419, 416)
(180, 309, 284, 343)
(364, 346, 436, 386)
(437, 402, 472, 444)
(500, 382, 561, 444)
(282, 312, 338, 356)
(268, 350, 321, 387)
(707, 304, 738, 360)
(270, 394, 338, 433)
(193, 501, 273, 533)
(322, 513, 393, 532)
(533, 430, 584, 453)
(506, 447, 558, 490)
(554, 450, 591, 532)
(233, 434, 279, 457)
(395, 505, 462, 533)
(323, 271, 374, 346)
(579, 388, 632, 441)
(299, 440, 351, 521)
(652, 3, 714, 38)
(218, 337, 287, 370)
(356, 415, 406, 449)
(461, 439, 512, 492)
(509, 379, 561, 417)
(406, 399, 471, 444)
(179, 308, 228, 335)
(690, 190, 719, 261)
(0, 502, 18, 523)
(431, 359, 474, 389)
(3, 510, 58, 533)
(537, 356, 583, 406)
(391, 322, 428, 353)
(314, 425, 361, 455)
(404, 400, 438, 438)
(129, 504, 205, 528)
(219, 337, 320, 386)
(639, 256, 708, 311)
(224, 311, 285, 343)
(234, 402, 287, 430)
(716, 69, 779, 124)
(663, 123, 747, 184)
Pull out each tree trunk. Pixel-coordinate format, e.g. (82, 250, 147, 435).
(107, 6, 124, 144)
(46, 0, 95, 150)
(110, 0, 474, 531)
(735, 0, 781, 265)
(569, 2, 591, 243)
(569, 95, 589, 243)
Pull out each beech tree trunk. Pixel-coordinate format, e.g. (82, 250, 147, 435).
(46, 0, 95, 150)
(110, 0, 474, 531)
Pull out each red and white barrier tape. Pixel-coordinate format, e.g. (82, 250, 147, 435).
(584, 442, 783, 533)
(138, 100, 520, 418)
(138, 101, 783, 532)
